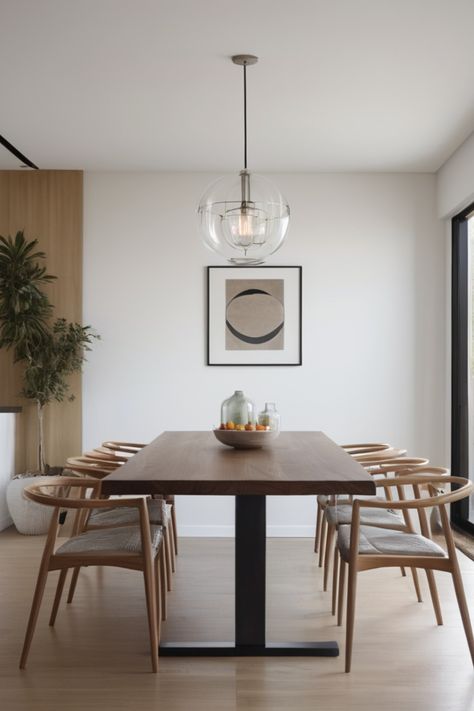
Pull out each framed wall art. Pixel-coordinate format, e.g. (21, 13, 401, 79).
(207, 266, 302, 366)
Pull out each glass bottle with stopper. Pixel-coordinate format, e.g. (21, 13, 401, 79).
(258, 402, 280, 432)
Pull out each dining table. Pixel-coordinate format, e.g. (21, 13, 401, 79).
(101, 430, 376, 657)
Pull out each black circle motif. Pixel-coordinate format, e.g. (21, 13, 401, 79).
(225, 288, 284, 345)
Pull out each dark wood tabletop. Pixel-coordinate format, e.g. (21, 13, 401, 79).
(101, 431, 376, 497)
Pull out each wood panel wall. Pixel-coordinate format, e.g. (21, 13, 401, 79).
(0, 171, 83, 472)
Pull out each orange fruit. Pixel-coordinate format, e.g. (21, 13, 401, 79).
(226, 421, 236, 430)
(245, 424, 255, 431)
(255, 424, 265, 431)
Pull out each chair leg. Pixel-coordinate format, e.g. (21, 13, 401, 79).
(67, 566, 81, 604)
(410, 567, 423, 603)
(323, 523, 335, 592)
(318, 515, 327, 568)
(337, 559, 346, 626)
(20, 562, 50, 669)
(425, 569, 443, 625)
(143, 565, 159, 673)
(160, 548, 167, 621)
(169, 523, 176, 573)
(345, 562, 358, 673)
(331, 546, 339, 615)
(154, 555, 162, 641)
(171, 504, 178, 556)
(450, 563, 474, 664)
(164, 529, 173, 591)
(49, 569, 68, 626)
(400, 566, 407, 577)
(314, 501, 322, 553)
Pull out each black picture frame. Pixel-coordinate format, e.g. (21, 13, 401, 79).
(207, 265, 302, 366)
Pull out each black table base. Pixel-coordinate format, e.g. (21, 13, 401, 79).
(160, 642, 338, 657)
(160, 495, 339, 658)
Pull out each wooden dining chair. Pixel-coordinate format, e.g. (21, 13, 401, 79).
(336, 473, 474, 672)
(86, 447, 177, 577)
(315, 443, 404, 557)
(19, 477, 164, 673)
(315, 446, 409, 564)
(65, 455, 174, 608)
(324, 461, 439, 613)
(100, 440, 179, 560)
(321, 457, 431, 577)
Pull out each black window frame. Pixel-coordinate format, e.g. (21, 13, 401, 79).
(451, 201, 474, 536)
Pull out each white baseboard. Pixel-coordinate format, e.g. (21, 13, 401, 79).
(178, 525, 314, 538)
(0, 513, 13, 532)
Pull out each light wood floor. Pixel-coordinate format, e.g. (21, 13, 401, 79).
(1, 528, 474, 711)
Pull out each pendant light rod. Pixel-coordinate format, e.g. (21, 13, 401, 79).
(243, 62, 247, 169)
(232, 55, 258, 171)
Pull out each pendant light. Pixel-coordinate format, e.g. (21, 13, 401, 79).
(198, 55, 290, 265)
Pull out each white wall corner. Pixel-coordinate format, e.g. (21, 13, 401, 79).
(437, 131, 474, 219)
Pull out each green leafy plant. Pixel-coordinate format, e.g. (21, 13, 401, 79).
(0, 230, 99, 473)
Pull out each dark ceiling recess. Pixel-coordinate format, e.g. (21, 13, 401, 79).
(0, 135, 39, 169)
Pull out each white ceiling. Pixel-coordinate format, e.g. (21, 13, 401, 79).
(0, 143, 28, 169)
(1, 0, 474, 172)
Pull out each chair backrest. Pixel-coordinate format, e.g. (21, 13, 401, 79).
(102, 441, 147, 454)
(78, 453, 126, 469)
(363, 469, 463, 505)
(353, 447, 407, 462)
(350, 472, 471, 559)
(91, 447, 130, 462)
(341, 443, 391, 455)
(24, 477, 153, 557)
(65, 457, 116, 479)
(78, 454, 119, 466)
(366, 457, 430, 475)
(352, 458, 431, 506)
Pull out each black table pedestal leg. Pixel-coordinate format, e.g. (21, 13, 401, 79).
(235, 495, 266, 651)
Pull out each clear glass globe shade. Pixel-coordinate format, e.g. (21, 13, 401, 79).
(198, 171, 290, 264)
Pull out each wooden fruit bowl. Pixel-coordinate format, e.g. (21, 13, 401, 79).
(212, 428, 280, 449)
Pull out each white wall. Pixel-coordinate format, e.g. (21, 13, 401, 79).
(83, 172, 446, 536)
(0, 413, 16, 531)
(437, 131, 474, 218)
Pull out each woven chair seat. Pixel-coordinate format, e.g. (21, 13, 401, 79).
(56, 524, 163, 556)
(326, 504, 404, 529)
(338, 524, 446, 562)
(317, 494, 384, 506)
(88, 499, 170, 528)
(317, 494, 349, 506)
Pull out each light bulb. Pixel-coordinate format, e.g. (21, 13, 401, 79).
(222, 205, 266, 250)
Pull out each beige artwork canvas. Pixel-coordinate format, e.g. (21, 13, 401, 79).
(225, 279, 284, 351)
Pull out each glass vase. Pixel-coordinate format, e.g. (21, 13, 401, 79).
(221, 390, 256, 427)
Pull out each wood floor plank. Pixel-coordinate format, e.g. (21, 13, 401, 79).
(1, 527, 473, 711)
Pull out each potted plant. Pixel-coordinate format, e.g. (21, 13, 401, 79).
(0, 230, 99, 533)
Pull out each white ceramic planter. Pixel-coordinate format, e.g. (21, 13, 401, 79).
(6, 476, 54, 535)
